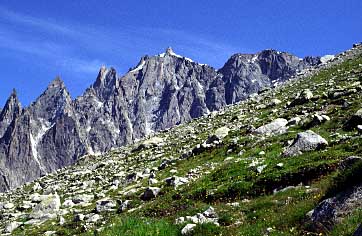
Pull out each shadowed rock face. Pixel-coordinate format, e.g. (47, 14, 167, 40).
(0, 48, 320, 192)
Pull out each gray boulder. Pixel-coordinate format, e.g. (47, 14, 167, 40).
(283, 130, 328, 157)
(354, 224, 362, 236)
(29, 193, 61, 220)
(165, 176, 189, 189)
(344, 109, 362, 130)
(95, 198, 117, 213)
(289, 89, 313, 106)
(206, 126, 230, 144)
(310, 184, 362, 231)
(254, 118, 288, 135)
(181, 223, 196, 235)
(308, 114, 330, 127)
(4, 221, 21, 234)
(141, 187, 161, 201)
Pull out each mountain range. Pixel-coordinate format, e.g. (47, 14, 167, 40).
(0, 47, 324, 192)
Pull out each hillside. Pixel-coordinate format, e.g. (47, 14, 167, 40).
(0, 43, 361, 236)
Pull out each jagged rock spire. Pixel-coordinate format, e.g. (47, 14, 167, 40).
(30, 76, 72, 123)
(48, 76, 65, 89)
(165, 47, 174, 55)
(0, 89, 22, 138)
(1, 88, 21, 116)
(92, 66, 118, 100)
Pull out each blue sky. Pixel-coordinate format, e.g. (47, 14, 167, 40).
(0, 0, 361, 107)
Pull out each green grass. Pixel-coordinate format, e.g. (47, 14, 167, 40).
(98, 217, 180, 236)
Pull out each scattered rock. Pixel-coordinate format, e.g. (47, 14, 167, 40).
(3, 202, 14, 210)
(269, 98, 282, 106)
(165, 176, 189, 189)
(118, 200, 132, 213)
(254, 118, 288, 135)
(59, 216, 65, 225)
(345, 109, 362, 130)
(132, 137, 164, 152)
(206, 127, 230, 144)
(339, 156, 362, 170)
(289, 89, 313, 106)
(283, 130, 328, 157)
(181, 223, 196, 235)
(4, 221, 21, 233)
(354, 224, 362, 236)
(287, 117, 302, 126)
(74, 214, 85, 222)
(44, 231, 57, 236)
(310, 184, 362, 231)
(308, 114, 330, 127)
(226, 202, 240, 207)
(158, 159, 171, 170)
(276, 162, 284, 168)
(95, 198, 117, 213)
(72, 194, 94, 205)
(85, 213, 102, 223)
(203, 206, 218, 218)
(141, 187, 161, 201)
(148, 178, 159, 185)
(29, 193, 61, 220)
(358, 125, 362, 134)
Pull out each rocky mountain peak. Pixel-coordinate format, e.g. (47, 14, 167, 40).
(0, 89, 22, 138)
(5, 89, 20, 108)
(165, 46, 175, 56)
(48, 76, 65, 89)
(29, 78, 72, 124)
(92, 67, 118, 100)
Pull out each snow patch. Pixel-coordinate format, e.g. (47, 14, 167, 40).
(157, 50, 207, 66)
(30, 120, 53, 174)
(130, 60, 146, 73)
(251, 54, 258, 63)
(145, 120, 154, 136)
(196, 81, 204, 91)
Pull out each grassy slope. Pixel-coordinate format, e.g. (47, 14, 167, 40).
(96, 56, 362, 236)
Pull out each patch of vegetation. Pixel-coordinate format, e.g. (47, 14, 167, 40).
(98, 217, 181, 236)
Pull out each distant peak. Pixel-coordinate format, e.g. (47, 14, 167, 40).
(1, 88, 21, 115)
(98, 66, 109, 80)
(157, 47, 197, 64)
(48, 76, 65, 89)
(10, 88, 17, 98)
(165, 47, 174, 55)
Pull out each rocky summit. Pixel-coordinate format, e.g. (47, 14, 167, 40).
(0, 43, 361, 236)
(0, 47, 321, 192)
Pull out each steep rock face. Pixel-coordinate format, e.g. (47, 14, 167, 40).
(0, 111, 42, 192)
(27, 77, 75, 174)
(118, 48, 217, 136)
(0, 47, 321, 192)
(0, 90, 21, 138)
(219, 50, 320, 104)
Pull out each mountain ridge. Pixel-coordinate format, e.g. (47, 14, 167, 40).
(0, 47, 324, 192)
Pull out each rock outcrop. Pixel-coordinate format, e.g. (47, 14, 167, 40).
(283, 130, 328, 157)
